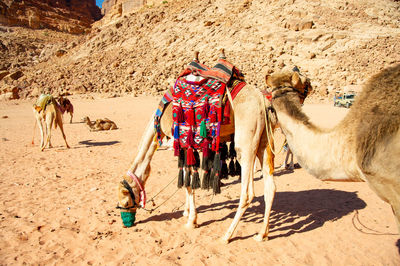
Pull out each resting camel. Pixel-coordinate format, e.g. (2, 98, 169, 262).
(117, 50, 282, 243)
(82, 116, 118, 131)
(266, 64, 400, 232)
(32, 94, 70, 151)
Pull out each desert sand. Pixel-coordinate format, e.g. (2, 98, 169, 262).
(0, 95, 399, 265)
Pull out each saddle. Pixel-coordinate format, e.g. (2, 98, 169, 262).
(33, 94, 56, 113)
(154, 54, 246, 194)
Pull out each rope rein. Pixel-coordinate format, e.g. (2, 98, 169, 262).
(262, 95, 287, 156)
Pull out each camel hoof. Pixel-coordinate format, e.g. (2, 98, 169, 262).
(219, 237, 230, 244)
(184, 223, 198, 229)
(253, 234, 266, 242)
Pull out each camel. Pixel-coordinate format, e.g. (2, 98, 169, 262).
(266, 64, 400, 232)
(82, 116, 118, 131)
(58, 96, 74, 124)
(117, 50, 280, 243)
(32, 94, 70, 151)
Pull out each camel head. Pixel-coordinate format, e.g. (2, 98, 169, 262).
(117, 175, 141, 227)
(265, 67, 313, 104)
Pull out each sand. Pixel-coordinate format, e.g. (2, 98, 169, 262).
(0, 95, 398, 265)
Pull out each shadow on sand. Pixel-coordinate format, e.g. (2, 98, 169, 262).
(78, 139, 121, 147)
(136, 189, 366, 241)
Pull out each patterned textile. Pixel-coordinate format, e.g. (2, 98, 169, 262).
(154, 89, 174, 146)
(33, 94, 55, 112)
(152, 58, 246, 194)
(172, 76, 225, 151)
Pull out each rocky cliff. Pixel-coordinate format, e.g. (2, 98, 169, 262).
(0, 0, 101, 34)
(1, 0, 399, 101)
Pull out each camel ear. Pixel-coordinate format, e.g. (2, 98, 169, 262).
(292, 71, 301, 87)
(265, 74, 273, 87)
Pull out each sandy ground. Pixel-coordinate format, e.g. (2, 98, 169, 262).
(0, 95, 399, 265)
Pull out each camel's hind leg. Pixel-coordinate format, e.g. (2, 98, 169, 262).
(56, 112, 70, 149)
(184, 186, 198, 228)
(254, 132, 276, 241)
(43, 112, 54, 150)
(221, 134, 258, 243)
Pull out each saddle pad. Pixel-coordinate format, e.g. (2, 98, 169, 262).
(172, 76, 225, 150)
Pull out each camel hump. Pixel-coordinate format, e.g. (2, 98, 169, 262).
(355, 64, 400, 169)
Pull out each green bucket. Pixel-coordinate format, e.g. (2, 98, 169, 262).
(120, 211, 136, 227)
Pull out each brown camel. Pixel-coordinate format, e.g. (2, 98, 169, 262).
(82, 116, 118, 131)
(117, 50, 282, 243)
(32, 94, 70, 151)
(266, 64, 400, 232)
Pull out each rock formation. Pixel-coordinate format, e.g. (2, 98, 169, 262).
(0, 0, 102, 34)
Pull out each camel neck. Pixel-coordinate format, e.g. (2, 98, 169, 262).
(273, 99, 361, 181)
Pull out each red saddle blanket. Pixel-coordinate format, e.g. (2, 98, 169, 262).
(172, 76, 225, 152)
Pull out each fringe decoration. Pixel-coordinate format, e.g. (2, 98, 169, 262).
(228, 160, 235, 176)
(202, 138, 210, 160)
(177, 149, 185, 188)
(173, 139, 180, 156)
(184, 167, 191, 187)
(221, 161, 228, 179)
(211, 152, 221, 194)
(201, 151, 214, 189)
(186, 147, 196, 166)
(178, 168, 184, 188)
(192, 170, 201, 189)
(203, 99, 209, 119)
(173, 125, 180, 156)
(235, 159, 241, 177)
(186, 106, 195, 126)
(177, 103, 184, 123)
(228, 140, 236, 159)
(200, 120, 207, 138)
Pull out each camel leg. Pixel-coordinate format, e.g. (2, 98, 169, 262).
(183, 177, 190, 217)
(221, 141, 257, 243)
(69, 112, 73, 124)
(32, 117, 37, 145)
(37, 117, 45, 150)
(184, 186, 197, 228)
(254, 139, 276, 241)
(43, 114, 54, 150)
(285, 148, 294, 170)
(56, 113, 70, 149)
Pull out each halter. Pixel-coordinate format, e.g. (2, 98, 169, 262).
(116, 179, 138, 211)
(116, 171, 147, 210)
(127, 171, 146, 208)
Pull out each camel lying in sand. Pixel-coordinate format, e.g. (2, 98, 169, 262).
(266, 64, 400, 232)
(32, 94, 70, 151)
(82, 116, 118, 131)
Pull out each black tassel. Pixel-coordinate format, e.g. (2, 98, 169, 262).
(201, 151, 214, 189)
(235, 159, 241, 177)
(191, 171, 201, 189)
(228, 160, 235, 176)
(211, 152, 221, 194)
(201, 170, 210, 189)
(220, 142, 228, 161)
(184, 167, 191, 187)
(221, 161, 228, 179)
(228, 140, 236, 159)
(178, 149, 185, 168)
(177, 149, 185, 188)
(213, 172, 221, 194)
(178, 168, 184, 188)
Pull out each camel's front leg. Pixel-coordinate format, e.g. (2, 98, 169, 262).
(221, 148, 256, 243)
(184, 187, 197, 228)
(254, 142, 276, 241)
(37, 118, 45, 150)
(183, 186, 190, 217)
